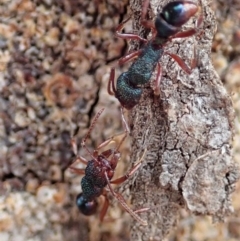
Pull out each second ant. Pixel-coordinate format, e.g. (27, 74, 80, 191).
(108, 0, 203, 109)
(69, 108, 148, 225)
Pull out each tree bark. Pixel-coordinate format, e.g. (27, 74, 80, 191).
(123, 0, 240, 240)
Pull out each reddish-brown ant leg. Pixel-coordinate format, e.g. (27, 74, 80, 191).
(69, 141, 88, 174)
(104, 171, 148, 226)
(95, 128, 127, 152)
(170, 28, 198, 39)
(71, 139, 78, 158)
(120, 108, 129, 134)
(75, 156, 89, 165)
(81, 108, 105, 160)
(69, 166, 85, 175)
(166, 52, 196, 75)
(102, 149, 147, 223)
(141, 0, 155, 30)
(111, 160, 142, 184)
(96, 138, 116, 150)
(100, 149, 115, 159)
(90, 109, 129, 154)
(118, 50, 142, 66)
(111, 148, 146, 184)
(108, 51, 142, 96)
(79, 107, 127, 160)
(108, 68, 116, 95)
(166, 13, 201, 75)
(99, 193, 149, 222)
(115, 16, 147, 43)
(134, 207, 150, 214)
(99, 194, 110, 222)
(115, 107, 130, 151)
(70, 138, 89, 165)
(69, 146, 88, 172)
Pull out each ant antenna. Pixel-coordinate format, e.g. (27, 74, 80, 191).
(115, 107, 130, 152)
(81, 108, 105, 159)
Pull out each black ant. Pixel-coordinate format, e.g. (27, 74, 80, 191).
(69, 108, 148, 225)
(108, 0, 203, 109)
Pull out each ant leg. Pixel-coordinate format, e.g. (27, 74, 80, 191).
(134, 207, 150, 214)
(81, 108, 105, 159)
(70, 138, 89, 165)
(120, 108, 130, 134)
(115, 16, 147, 43)
(96, 138, 116, 150)
(111, 149, 146, 184)
(166, 52, 194, 75)
(108, 50, 142, 96)
(108, 68, 116, 96)
(110, 160, 141, 184)
(109, 50, 139, 95)
(93, 132, 122, 153)
(104, 171, 148, 226)
(94, 130, 126, 152)
(69, 166, 85, 175)
(118, 50, 142, 66)
(141, 0, 155, 30)
(100, 193, 149, 222)
(73, 155, 89, 165)
(93, 108, 130, 152)
(69, 139, 88, 174)
(99, 195, 110, 222)
(115, 108, 130, 151)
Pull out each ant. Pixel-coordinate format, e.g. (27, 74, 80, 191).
(69, 108, 149, 225)
(108, 0, 203, 109)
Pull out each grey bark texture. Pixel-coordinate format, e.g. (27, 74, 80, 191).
(121, 0, 240, 240)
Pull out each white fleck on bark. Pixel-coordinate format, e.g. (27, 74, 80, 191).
(122, 0, 240, 240)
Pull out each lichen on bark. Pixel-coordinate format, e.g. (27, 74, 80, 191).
(124, 0, 240, 240)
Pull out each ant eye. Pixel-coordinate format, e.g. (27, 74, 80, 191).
(163, 3, 183, 22)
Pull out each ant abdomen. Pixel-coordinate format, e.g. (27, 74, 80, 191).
(116, 73, 142, 109)
(156, 1, 198, 38)
(76, 193, 98, 216)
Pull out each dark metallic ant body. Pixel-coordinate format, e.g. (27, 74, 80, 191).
(108, 0, 202, 109)
(70, 108, 148, 225)
(116, 44, 164, 109)
(76, 150, 118, 215)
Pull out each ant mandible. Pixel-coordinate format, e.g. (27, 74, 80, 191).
(69, 108, 149, 225)
(108, 0, 203, 109)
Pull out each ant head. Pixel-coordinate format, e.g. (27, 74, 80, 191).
(99, 149, 120, 170)
(76, 193, 98, 216)
(155, 1, 198, 38)
(109, 151, 120, 170)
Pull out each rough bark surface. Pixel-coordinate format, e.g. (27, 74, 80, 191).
(122, 0, 240, 240)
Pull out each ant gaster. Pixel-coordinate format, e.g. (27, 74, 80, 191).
(108, 0, 203, 109)
(69, 108, 148, 225)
